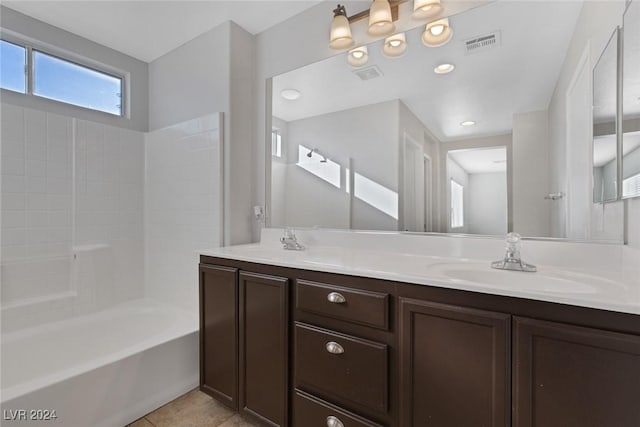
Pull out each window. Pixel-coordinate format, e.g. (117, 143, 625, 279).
(623, 173, 640, 198)
(271, 129, 282, 158)
(450, 179, 464, 228)
(1, 39, 124, 116)
(33, 51, 122, 115)
(0, 40, 26, 93)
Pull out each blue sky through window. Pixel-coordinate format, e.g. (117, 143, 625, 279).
(33, 51, 122, 115)
(0, 40, 26, 93)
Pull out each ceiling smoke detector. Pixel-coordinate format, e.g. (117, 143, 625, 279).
(464, 31, 501, 55)
(353, 65, 383, 81)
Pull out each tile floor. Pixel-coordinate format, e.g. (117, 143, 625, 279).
(127, 389, 259, 427)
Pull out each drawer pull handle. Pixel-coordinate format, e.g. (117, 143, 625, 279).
(325, 341, 344, 354)
(326, 416, 344, 427)
(327, 292, 346, 304)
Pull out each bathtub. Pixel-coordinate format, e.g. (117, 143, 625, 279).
(1, 298, 199, 427)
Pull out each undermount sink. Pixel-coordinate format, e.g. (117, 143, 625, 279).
(426, 262, 623, 295)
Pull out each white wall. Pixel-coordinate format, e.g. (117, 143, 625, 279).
(0, 6, 148, 132)
(145, 114, 223, 312)
(468, 172, 508, 235)
(1, 105, 145, 332)
(149, 21, 256, 245)
(512, 110, 551, 237)
(277, 100, 400, 230)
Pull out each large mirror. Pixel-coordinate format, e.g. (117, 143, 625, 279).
(268, 0, 625, 240)
(592, 29, 619, 204)
(623, 0, 640, 199)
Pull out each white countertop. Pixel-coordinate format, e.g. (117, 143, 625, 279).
(200, 229, 640, 315)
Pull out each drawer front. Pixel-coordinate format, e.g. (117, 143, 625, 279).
(295, 322, 388, 413)
(294, 390, 384, 427)
(296, 280, 389, 330)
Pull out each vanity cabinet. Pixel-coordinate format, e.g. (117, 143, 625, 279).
(200, 256, 640, 427)
(199, 265, 238, 408)
(398, 298, 510, 427)
(513, 317, 640, 427)
(199, 265, 289, 426)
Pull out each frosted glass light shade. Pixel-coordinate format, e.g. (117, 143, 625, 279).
(330, 13, 354, 49)
(412, 0, 443, 19)
(368, 0, 395, 36)
(383, 33, 407, 57)
(348, 46, 369, 67)
(422, 18, 453, 47)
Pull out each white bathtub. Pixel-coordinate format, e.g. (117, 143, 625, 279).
(1, 299, 199, 427)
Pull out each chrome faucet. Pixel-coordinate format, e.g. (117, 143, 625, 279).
(491, 232, 536, 272)
(280, 228, 305, 251)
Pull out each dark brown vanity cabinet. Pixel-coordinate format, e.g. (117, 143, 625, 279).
(199, 265, 238, 408)
(399, 298, 511, 427)
(513, 317, 640, 427)
(199, 265, 289, 426)
(200, 256, 640, 427)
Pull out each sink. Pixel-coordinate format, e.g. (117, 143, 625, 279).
(426, 262, 624, 295)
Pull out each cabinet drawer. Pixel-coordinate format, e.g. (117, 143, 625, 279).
(295, 322, 388, 413)
(296, 280, 389, 330)
(294, 390, 384, 427)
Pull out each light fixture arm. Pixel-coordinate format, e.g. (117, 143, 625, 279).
(342, 0, 406, 24)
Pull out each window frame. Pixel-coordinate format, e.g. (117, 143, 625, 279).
(450, 178, 465, 229)
(0, 30, 129, 118)
(271, 128, 284, 159)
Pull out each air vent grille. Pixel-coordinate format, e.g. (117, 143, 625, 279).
(353, 65, 383, 81)
(464, 31, 501, 54)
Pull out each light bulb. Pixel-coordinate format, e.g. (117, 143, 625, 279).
(430, 24, 445, 36)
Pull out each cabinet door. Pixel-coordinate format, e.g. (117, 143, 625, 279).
(514, 317, 640, 427)
(199, 264, 238, 409)
(239, 272, 289, 427)
(399, 298, 510, 427)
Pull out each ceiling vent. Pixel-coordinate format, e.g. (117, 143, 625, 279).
(353, 65, 383, 81)
(464, 31, 501, 54)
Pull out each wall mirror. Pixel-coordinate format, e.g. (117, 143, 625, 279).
(623, 0, 640, 199)
(268, 0, 625, 241)
(592, 29, 619, 204)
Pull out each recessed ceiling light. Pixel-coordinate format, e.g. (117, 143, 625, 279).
(281, 89, 301, 101)
(460, 120, 476, 127)
(434, 63, 455, 74)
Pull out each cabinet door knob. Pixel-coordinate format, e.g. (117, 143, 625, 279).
(326, 415, 344, 427)
(327, 292, 346, 304)
(325, 341, 345, 354)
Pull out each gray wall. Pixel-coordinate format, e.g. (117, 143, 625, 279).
(148, 21, 256, 245)
(0, 6, 148, 132)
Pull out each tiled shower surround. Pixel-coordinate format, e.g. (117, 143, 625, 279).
(1, 105, 145, 331)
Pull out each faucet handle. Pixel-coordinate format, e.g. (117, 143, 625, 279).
(505, 232, 522, 251)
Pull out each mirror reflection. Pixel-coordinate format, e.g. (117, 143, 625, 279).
(269, 0, 624, 240)
(592, 29, 618, 204)
(623, 0, 640, 199)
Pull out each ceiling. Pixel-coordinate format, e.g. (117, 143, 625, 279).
(3, 0, 322, 62)
(273, 0, 584, 142)
(448, 146, 507, 174)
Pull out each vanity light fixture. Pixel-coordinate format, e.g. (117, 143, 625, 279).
(422, 18, 453, 47)
(383, 33, 408, 57)
(330, 4, 355, 49)
(434, 63, 455, 74)
(460, 120, 476, 127)
(412, 0, 443, 19)
(368, 0, 396, 36)
(348, 46, 369, 67)
(281, 89, 301, 101)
